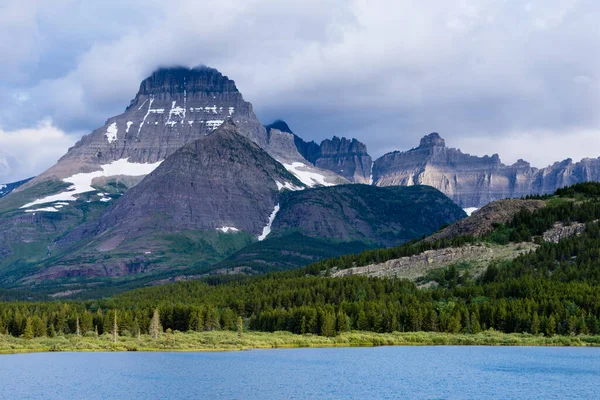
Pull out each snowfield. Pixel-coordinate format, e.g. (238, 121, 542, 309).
(282, 162, 335, 187)
(21, 158, 163, 209)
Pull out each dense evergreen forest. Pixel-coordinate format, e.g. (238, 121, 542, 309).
(2, 183, 600, 339)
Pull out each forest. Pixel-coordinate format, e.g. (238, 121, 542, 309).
(1, 183, 600, 340)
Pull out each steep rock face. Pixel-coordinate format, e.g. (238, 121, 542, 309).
(58, 121, 303, 249)
(27, 66, 267, 184)
(271, 185, 466, 247)
(373, 133, 600, 207)
(312, 137, 372, 184)
(266, 120, 372, 183)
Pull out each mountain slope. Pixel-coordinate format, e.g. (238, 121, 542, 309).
(272, 185, 465, 246)
(206, 185, 466, 275)
(373, 132, 600, 208)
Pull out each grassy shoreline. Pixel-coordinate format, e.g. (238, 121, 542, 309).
(2, 330, 600, 355)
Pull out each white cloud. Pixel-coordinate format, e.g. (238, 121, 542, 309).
(0, 0, 598, 171)
(0, 120, 77, 183)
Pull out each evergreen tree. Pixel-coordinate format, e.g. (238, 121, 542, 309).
(151, 309, 162, 339)
(237, 316, 244, 339)
(113, 311, 118, 344)
(531, 312, 540, 335)
(22, 317, 34, 340)
(321, 312, 336, 337)
(546, 315, 557, 336)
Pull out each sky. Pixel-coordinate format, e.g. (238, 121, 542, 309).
(0, 0, 599, 182)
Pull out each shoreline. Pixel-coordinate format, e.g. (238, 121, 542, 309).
(2, 330, 600, 355)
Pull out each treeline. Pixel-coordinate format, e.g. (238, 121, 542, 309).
(2, 222, 600, 338)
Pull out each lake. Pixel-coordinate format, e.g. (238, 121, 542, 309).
(1, 346, 599, 399)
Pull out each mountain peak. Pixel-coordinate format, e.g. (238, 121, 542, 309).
(265, 120, 293, 134)
(419, 132, 445, 148)
(135, 66, 239, 98)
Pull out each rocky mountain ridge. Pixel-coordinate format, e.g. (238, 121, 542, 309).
(0, 178, 32, 199)
(373, 132, 600, 207)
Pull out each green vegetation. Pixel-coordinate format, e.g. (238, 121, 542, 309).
(2, 330, 599, 354)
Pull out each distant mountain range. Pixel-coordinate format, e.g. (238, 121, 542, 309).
(373, 132, 600, 207)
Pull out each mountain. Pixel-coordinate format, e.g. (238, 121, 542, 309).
(271, 185, 464, 246)
(0, 66, 270, 284)
(35, 121, 303, 279)
(0, 178, 32, 199)
(373, 132, 600, 208)
(266, 120, 372, 184)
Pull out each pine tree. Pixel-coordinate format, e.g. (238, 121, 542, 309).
(151, 308, 162, 339)
(471, 312, 481, 334)
(546, 315, 556, 336)
(237, 316, 243, 339)
(320, 312, 336, 337)
(531, 312, 540, 335)
(166, 328, 173, 346)
(300, 316, 307, 335)
(22, 317, 34, 340)
(113, 311, 118, 344)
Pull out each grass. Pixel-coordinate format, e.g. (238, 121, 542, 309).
(2, 330, 600, 355)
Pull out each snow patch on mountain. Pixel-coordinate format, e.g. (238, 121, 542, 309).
(275, 181, 303, 191)
(206, 120, 224, 130)
(25, 206, 60, 213)
(105, 122, 118, 143)
(464, 207, 478, 216)
(282, 162, 335, 187)
(21, 158, 163, 209)
(258, 204, 280, 241)
(217, 226, 239, 233)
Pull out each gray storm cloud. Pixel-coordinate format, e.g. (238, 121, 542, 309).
(0, 0, 598, 182)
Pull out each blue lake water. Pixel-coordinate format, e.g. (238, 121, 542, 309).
(1, 346, 599, 399)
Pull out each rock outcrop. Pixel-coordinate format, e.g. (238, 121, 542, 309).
(310, 137, 372, 184)
(373, 132, 600, 207)
(330, 243, 537, 281)
(542, 221, 588, 243)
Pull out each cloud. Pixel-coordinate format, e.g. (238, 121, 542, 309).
(0, 120, 77, 183)
(0, 0, 599, 172)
